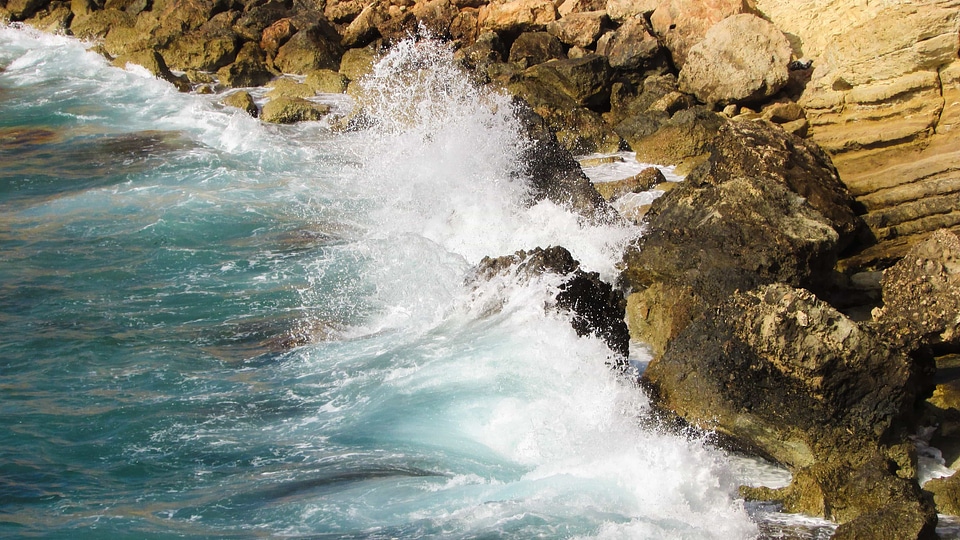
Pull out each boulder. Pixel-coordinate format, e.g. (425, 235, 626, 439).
(4, 0, 48, 20)
(325, 0, 364, 23)
(265, 77, 316, 99)
(678, 14, 792, 105)
(222, 90, 259, 117)
(259, 18, 297, 57)
(925, 471, 960, 516)
(619, 119, 862, 355)
(339, 0, 389, 48)
(160, 11, 240, 72)
(521, 54, 611, 109)
(512, 98, 620, 224)
(472, 246, 629, 361)
(217, 41, 274, 88)
(69, 8, 135, 40)
(273, 23, 342, 74)
(411, 0, 461, 38)
(23, 2, 73, 33)
(478, 0, 557, 34)
(338, 45, 378, 82)
(545, 10, 607, 48)
(507, 31, 564, 68)
(615, 105, 723, 171)
(260, 96, 330, 124)
(873, 229, 960, 351)
(595, 16, 663, 73)
(650, 0, 753, 68)
(233, 0, 290, 43)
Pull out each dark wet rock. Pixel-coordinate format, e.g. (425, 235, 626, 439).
(273, 22, 342, 74)
(512, 97, 619, 224)
(521, 54, 611, 110)
(261, 96, 330, 124)
(649, 0, 752, 69)
(4, 0, 49, 20)
(473, 246, 629, 360)
(217, 41, 274, 88)
(455, 31, 506, 71)
(874, 229, 960, 352)
(221, 90, 258, 117)
(507, 31, 564, 68)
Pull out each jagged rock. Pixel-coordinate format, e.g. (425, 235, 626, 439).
(273, 23, 342, 74)
(545, 10, 607, 48)
(455, 31, 506, 71)
(473, 246, 629, 360)
(325, 0, 364, 24)
(411, 0, 461, 38)
(233, 0, 290, 43)
(160, 11, 240, 72)
(874, 229, 960, 351)
(339, 0, 389, 48)
(678, 14, 791, 105)
(69, 8, 135, 40)
(478, 0, 557, 34)
(650, 0, 752, 68)
(306, 69, 349, 93)
(4, 0, 48, 20)
(557, 0, 604, 17)
(595, 16, 663, 73)
(112, 48, 190, 91)
(222, 90, 259, 117)
(607, 73, 679, 125)
(23, 2, 73, 33)
(217, 41, 273, 88)
(594, 167, 666, 201)
(605, 0, 658, 21)
(508, 31, 564, 67)
(260, 96, 330, 124)
(620, 120, 862, 355)
(616, 105, 723, 170)
(521, 54, 611, 109)
(449, 7, 480, 44)
(512, 98, 620, 224)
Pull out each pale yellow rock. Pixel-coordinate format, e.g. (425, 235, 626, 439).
(478, 0, 557, 33)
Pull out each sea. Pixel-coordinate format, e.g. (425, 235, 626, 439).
(0, 23, 847, 539)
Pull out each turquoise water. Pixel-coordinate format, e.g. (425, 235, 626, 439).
(0, 25, 810, 539)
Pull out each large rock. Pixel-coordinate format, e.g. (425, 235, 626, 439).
(595, 16, 663, 73)
(678, 14, 792, 105)
(273, 23, 342, 74)
(754, 0, 960, 270)
(605, 0, 659, 22)
(478, 0, 557, 34)
(545, 10, 607, 48)
(507, 31, 564, 68)
(217, 41, 274, 88)
(521, 54, 611, 109)
(472, 246, 629, 361)
(260, 96, 330, 124)
(650, 0, 753, 68)
(160, 11, 240, 72)
(112, 48, 190, 91)
(512, 98, 620, 224)
(615, 105, 723, 171)
(620, 119, 862, 355)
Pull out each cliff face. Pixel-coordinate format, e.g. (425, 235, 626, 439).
(754, 0, 960, 270)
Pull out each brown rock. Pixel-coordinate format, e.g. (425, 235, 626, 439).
(69, 8, 135, 40)
(596, 16, 663, 72)
(112, 48, 190, 91)
(545, 10, 607, 48)
(5, 0, 48, 20)
(266, 77, 315, 99)
(306, 69, 349, 93)
(222, 90, 259, 117)
(557, 0, 604, 17)
(925, 471, 960, 516)
(650, 0, 752, 68)
(233, 0, 290, 42)
(678, 14, 791, 105)
(260, 96, 330, 124)
(160, 11, 241, 72)
(478, 0, 557, 34)
(217, 41, 274, 88)
(274, 23, 342, 74)
(508, 31, 564, 68)
(594, 167, 666, 201)
(605, 0, 659, 21)
(521, 54, 611, 109)
(260, 18, 296, 57)
(339, 45, 378, 82)
(616, 106, 723, 169)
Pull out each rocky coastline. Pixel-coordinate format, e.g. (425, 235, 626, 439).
(4, 0, 959, 537)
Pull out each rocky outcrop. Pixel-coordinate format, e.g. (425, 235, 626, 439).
(472, 246, 630, 361)
(753, 0, 960, 271)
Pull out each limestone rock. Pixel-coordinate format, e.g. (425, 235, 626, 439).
(260, 96, 330, 124)
(69, 8, 135, 40)
(925, 471, 960, 516)
(874, 229, 960, 350)
(339, 45, 378, 82)
(4, 0, 48, 20)
(472, 246, 630, 360)
(678, 14, 791, 105)
(478, 0, 557, 34)
(605, 0, 659, 21)
(265, 77, 315, 99)
(112, 48, 190, 91)
(306, 69, 349, 94)
(545, 10, 607, 48)
(233, 0, 291, 43)
(615, 105, 723, 169)
(650, 0, 752, 68)
(558, 0, 604, 16)
(23, 2, 73, 33)
(521, 54, 611, 109)
(508, 31, 564, 68)
(160, 11, 240, 72)
(222, 90, 259, 117)
(259, 18, 297, 57)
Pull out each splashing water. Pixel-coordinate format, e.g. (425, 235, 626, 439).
(0, 24, 799, 539)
